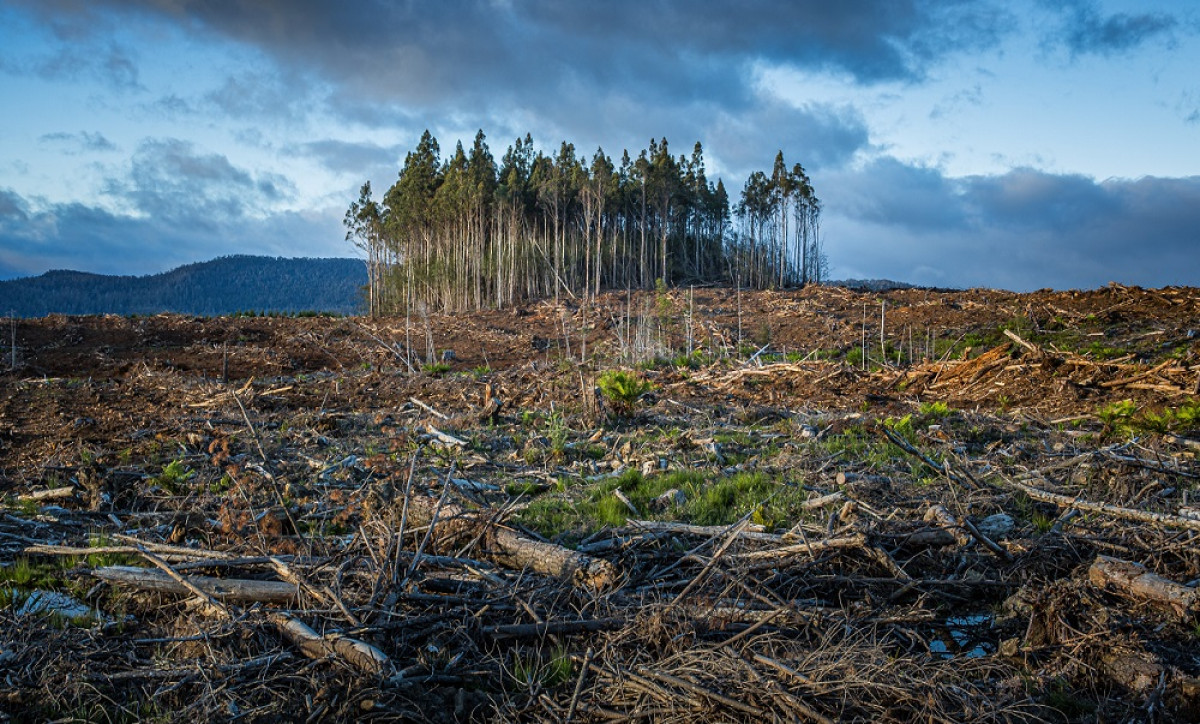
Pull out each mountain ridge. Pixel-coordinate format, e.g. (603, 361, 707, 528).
(0, 256, 367, 317)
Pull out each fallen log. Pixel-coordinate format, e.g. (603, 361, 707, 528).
(728, 533, 867, 569)
(268, 613, 389, 676)
(402, 493, 617, 590)
(94, 565, 386, 673)
(1010, 479, 1200, 533)
(17, 487, 75, 502)
(92, 565, 299, 605)
(1088, 555, 1198, 620)
(425, 424, 466, 447)
(626, 519, 778, 542)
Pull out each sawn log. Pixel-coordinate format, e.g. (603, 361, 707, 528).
(92, 565, 299, 604)
(1088, 555, 1198, 620)
(402, 492, 617, 590)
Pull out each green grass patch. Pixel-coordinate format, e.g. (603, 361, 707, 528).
(86, 531, 139, 568)
(1098, 398, 1200, 437)
(422, 362, 451, 377)
(1085, 340, 1128, 360)
(918, 401, 952, 419)
(514, 469, 814, 542)
(0, 556, 73, 590)
(153, 459, 195, 495)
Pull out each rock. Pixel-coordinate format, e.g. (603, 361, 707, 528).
(977, 513, 1015, 540)
(652, 489, 687, 510)
(17, 590, 101, 622)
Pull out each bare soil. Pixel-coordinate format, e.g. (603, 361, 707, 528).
(1, 283, 1199, 722)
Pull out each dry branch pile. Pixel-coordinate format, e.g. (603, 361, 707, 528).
(1, 283, 1199, 721)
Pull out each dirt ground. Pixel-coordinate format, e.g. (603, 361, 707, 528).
(1, 282, 1199, 722)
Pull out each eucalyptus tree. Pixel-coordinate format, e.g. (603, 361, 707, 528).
(343, 181, 384, 316)
(350, 129, 820, 316)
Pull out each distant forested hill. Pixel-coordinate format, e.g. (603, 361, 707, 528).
(0, 256, 367, 317)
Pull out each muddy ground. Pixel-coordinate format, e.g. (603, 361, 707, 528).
(1, 282, 1199, 722)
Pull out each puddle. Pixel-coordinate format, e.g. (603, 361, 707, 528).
(926, 613, 996, 659)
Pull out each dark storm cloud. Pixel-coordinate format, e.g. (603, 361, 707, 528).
(38, 131, 119, 154)
(109, 138, 294, 224)
(825, 163, 1200, 290)
(1042, 0, 1179, 57)
(4, 0, 1001, 193)
(0, 189, 29, 221)
(708, 101, 872, 178)
(11, 0, 1007, 109)
(830, 157, 966, 231)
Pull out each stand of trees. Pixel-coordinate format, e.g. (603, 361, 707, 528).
(346, 130, 823, 315)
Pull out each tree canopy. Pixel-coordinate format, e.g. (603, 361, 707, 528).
(346, 130, 823, 315)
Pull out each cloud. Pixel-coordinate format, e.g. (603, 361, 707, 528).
(0, 187, 344, 281)
(11, 0, 1009, 116)
(204, 69, 316, 124)
(1043, 1, 1179, 57)
(4, 39, 141, 90)
(0, 189, 29, 221)
(828, 157, 965, 231)
(103, 138, 295, 226)
(38, 131, 119, 154)
(823, 162, 1200, 290)
(289, 140, 405, 177)
(708, 101, 872, 178)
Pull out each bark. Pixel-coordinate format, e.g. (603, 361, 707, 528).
(728, 533, 867, 569)
(1012, 479, 1200, 533)
(268, 613, 389, 676)
(1088, 555, 1198, 620)
(92, 565, 298, 605)
(402, 493, 617, 590)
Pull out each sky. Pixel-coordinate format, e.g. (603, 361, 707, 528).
(0, 0, 1197, 291)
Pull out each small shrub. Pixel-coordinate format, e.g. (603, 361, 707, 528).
(545, 408, 569, 461)
(422, 362, 451, 377)
(1097, 399, 1138, 436)
(919, 401, 952, 419)
(1031, 511, 1055, 534)
(883, 414, 916, 440)
(154, 459, 195, 495)
(671, 350, 707, 370)
(1139, 399, 1200, 434)
(597, 370, 653, 417)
